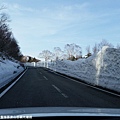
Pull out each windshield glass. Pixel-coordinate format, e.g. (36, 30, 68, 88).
(0, 0, 120, 117)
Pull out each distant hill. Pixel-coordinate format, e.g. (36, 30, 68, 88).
(20, 56, 41, 63)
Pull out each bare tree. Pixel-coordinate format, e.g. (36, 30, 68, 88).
(98, 39, 114, 51)
(64, 43, 82, 60)
(86, 45, 90, 54)
(92, 39, 114, 54)
(0, 5, 6, 11)
(54, 47, 63, 60)
(38, 50, 53, 61)
(116, 43, 120, 49)
(92, 43, 98, 54)
(60, 53, 68, 60)
(38, 50, 53, 67)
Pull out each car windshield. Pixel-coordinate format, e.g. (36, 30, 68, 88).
(0, 0, 120, 119)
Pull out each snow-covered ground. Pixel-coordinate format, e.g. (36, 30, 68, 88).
(48, 46, 120, 93)
(0, 55, 25, 89)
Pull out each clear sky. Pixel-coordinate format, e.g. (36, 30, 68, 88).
(0, 0, 120, 58)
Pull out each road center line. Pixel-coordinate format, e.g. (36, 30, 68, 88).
(48, 69, 120, 97)
(43, 76, 48, 80)
(52, 84, 68, 98)
(61, 93, 68, 98)
(52, 85, 61, 93)
(40, 72, 42, 74)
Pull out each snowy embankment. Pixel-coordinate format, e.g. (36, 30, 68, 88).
(0, 56, 25, 89)
(49, 46, 120, 93)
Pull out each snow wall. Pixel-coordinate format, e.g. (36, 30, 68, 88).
(49, 46, 120, 93)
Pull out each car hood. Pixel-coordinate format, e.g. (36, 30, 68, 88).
(0, 107, 120, 117)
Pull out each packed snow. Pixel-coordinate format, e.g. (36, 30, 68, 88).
(48, 46, 120, 93)
(0, 54, 25, 89)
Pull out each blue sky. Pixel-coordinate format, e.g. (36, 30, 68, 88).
(0, 0, 120, 58)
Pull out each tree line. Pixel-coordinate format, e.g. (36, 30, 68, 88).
(38, 39, 120, 62)
(0, 6, 22, 61)
(38, 43, 82, 62)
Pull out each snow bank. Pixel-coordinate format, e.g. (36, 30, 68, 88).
(0, 56, 24, 89)
(49, 46, 120, 93)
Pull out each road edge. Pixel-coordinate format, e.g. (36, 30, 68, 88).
(0, 68, 28, 98)
(45, 68, 120, 97)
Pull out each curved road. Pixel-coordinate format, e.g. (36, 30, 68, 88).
(0, 67, 120, 108)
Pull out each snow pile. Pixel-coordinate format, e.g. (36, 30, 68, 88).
(49, 46, 120, 92)
(0, 56, 24, 89)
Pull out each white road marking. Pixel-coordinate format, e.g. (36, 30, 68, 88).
(43, 76, 48, 80)
(49, 70, 120, 97)
(52, 85, 61, 93)
(61, 93, 68, 98)
(0, 68, 28, 98)
(52, 84, 68, 98)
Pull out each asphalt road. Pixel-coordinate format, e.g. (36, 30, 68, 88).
(0, 67, 120, 108)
